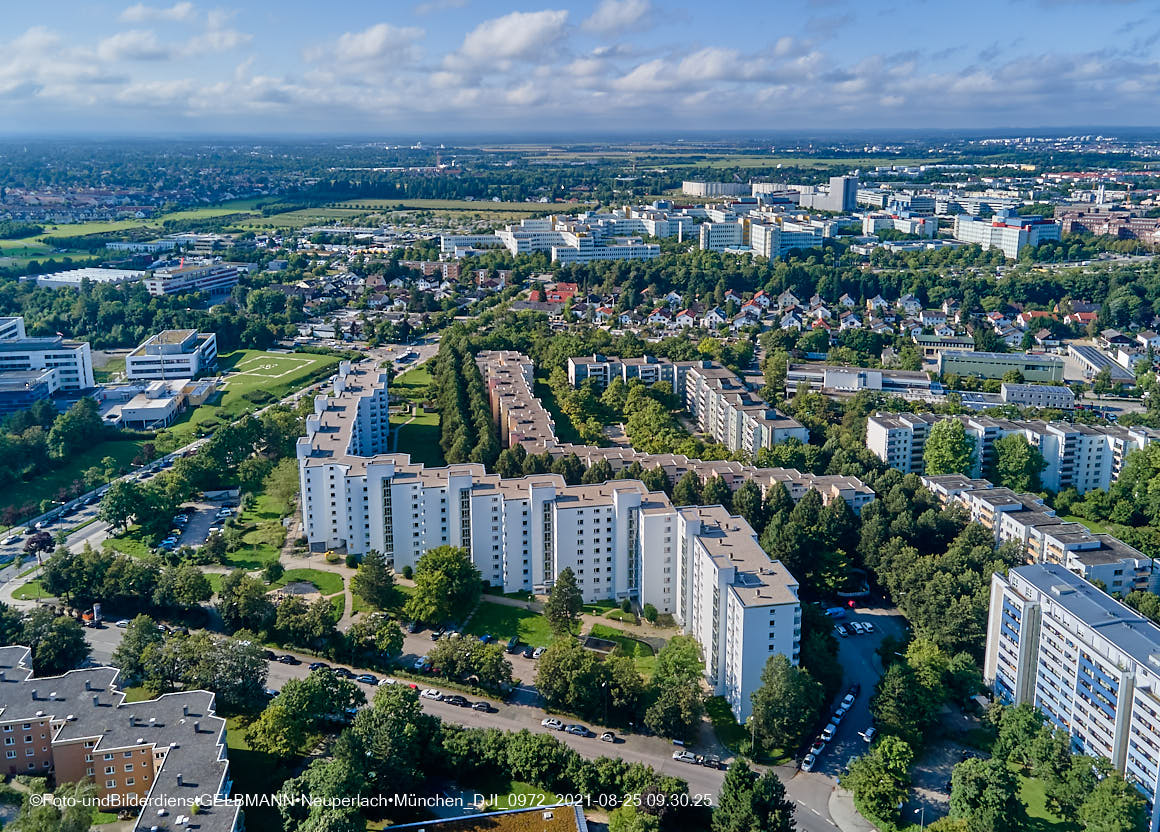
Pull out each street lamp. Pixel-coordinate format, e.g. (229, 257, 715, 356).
(914, 807, 925, 830)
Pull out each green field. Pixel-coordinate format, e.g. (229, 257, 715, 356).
(587, 623, 656, 677)
(103, 527, 154, 559)
(234, 207, 365, 230)
(464, 600, 560, 647)
(163, 349, 340, 442)
(391, 365, 433, 400)
(12, 580, 48, 601)
(391, 410, 443, 467)
(273, 568, 344, 596)
(1017, 771, 1078, 832)
(226, 713, 300, 831)
(92, 355, 126, 384)
(0, 438, 147, 518)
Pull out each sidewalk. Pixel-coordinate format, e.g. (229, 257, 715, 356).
(828, 789, 878, 832)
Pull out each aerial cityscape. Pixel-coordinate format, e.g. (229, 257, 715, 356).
(4, 2, 1160, 832)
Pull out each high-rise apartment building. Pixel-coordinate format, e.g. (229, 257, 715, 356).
(985, 565, 1160, 830)
(952, 211, 1062, 258)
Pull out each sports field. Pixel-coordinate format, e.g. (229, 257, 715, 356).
(164, 349, 340, 442)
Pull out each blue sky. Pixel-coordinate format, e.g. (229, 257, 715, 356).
(3, 0, 1160, 136)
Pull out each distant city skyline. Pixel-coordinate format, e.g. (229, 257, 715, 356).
(3, 0, 1160, 135)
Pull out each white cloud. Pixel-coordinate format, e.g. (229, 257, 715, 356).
(98, 29, 169, 61)
(456, 10, 568, 63)
(120, 2, 195, 23)
(334, 23, 424, 62)
(583, 0, 651, 33)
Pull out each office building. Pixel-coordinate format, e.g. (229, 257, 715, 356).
(912, 333, 976, 359)
(0, 316, 94, 391)
(938, 350, 1065, 382)
(785, 363, 937, 399)
(867, 412, 1158, 492)
(0, 645, 238, 831)
(797, 175, 859, 213)
(296, 362, 802, 722)
(32, 267, 147, 289)
(926, 476, 1155, 595)
(126, 330, 218, 381)
(699, 221, 745, 252)
(952, 211, 1062, 259)
(144, 261, 253, 297)
(494, 217, 659, 264)
(682, 181, 749, 197)
(1001, 382, 1075, 409)
(984, 564, 1160, 829)
(862, 212, 937, 238)
(749, 221, 824, 259)
(0, 368, 56, 415)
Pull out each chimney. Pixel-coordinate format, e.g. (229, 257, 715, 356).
(92, 696, 99, 707)
(192, 721, 199, 733)
(182, 705, 188, 716)
(128, 716, 135, 727)
(176, 773, 183, 787)
(29, 689, 36, 700)
(84, 680, 91, 691)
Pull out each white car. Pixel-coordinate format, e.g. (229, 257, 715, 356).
(842, 693, 856, 708)
(419, 689, 442, 700)
(672, 750, 697, 764)
(862, 621, 876, 634)
(377, 678, 396, 687)
(115, 620, 130, 628)
(820, 723, 837, 742)
(849, 622, 865, 635)
(532, 647, 546, 659)
(801, 753, 818, 772)
(860, 726, 877, 743)
(541, 718, 564, 731)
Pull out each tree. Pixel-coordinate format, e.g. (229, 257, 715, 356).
(713, 760, 795, 832)
(609, 803, 661, 832)
(216, 569, 275, 633)
(23, 531, 54, 561)
(154, 562, 212, 609)
(989, 433, 1046, 493)
(924, 419, 976, 476)
(403, 546, 481, 626)
(350, 550, 396, 610)
(9, 780, 97, 832)
(949, 756, 1027, 832)
(750, 653, 824, 752)
(671, 471, 703, 506)
(732, 480, 766, 533)
(21, 609, 90, 676)
(248, 669, 366, 756)
(844, 735, 914, 825)
(98, 478, 142, 531)
(643, 683, 703, 743)
(702, 475, 733, 511)
(112, 615, 165, 681)
(536, 639, 605, 718)
(1077, 771, 1148, 832)
(545, 567, 583, 634)
(345, 613, 405, 662)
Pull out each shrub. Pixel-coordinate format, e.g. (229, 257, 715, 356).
(401, 565, 413, 580)
(620, 598, 632, 613)
(643, 603, 658, 623)
(345, 554, 359, 569)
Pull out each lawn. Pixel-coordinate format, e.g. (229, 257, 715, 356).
(11, 580, 48, 601)
(0, 438, 147, 519)
(92, 355, 126, 384)
(391, 410, 444, 467)
(225, 714, 300, 831)
(273, 568, 344, 596)
(1061, 515, 1112, 534)
(162, 349, 340, 443)
(1017, 771, 1079, 832)
(464, 600, 559, 647)
(484, 779, 555, 810)
(120, 686, 152, 703)
(587, 624, 656, 677)
(706, 695, 749, 754)
(391, 365, 434, 401)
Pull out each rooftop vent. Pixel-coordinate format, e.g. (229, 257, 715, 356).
(176, 773, 183, 786)
(66, 715, 75, 722)
(543, 811, 554, 820)
(34, 711, 43, 718)
(48, 692, 57, 700)
(83, 680, 90, 691)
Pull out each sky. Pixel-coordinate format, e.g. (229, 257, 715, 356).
(3, 0, 1160, 137)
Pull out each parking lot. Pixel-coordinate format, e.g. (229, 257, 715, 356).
(175, 499, 236, 549)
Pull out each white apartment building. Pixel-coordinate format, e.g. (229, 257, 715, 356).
(749, 221, 824, 259)
(1001, 382, 1076, 410)
(685, 364, 810, 453)
(126, 330, 218, 381)
(985, 564, 1160, 830)
(296, 361, 802, 721)
(144, 261, 254, 296)
(0, 316, 94, 391)
(699, 221, 745, 252)
(925, 475, 1156, 596)
(494, 217, 659, 263)
(953, 211, 1062, 258)
(866, 412, 1158, 493)
(861, 212, 937, 238)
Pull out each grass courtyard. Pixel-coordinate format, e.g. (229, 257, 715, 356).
(163, 349, 340, 442)
(587, 623, 657, 677)
(390, 410, 443, 467)
(463, 600, 561, 647)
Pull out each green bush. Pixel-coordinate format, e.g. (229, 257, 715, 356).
(643, 603, 658, 623)
(345, 554, 359, 569)
(402, 565, 413, 580)
(620, 598, 632, 613)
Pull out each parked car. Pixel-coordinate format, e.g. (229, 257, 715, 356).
(701, 754, 722, 769)
(820, 723, 837, 742)
(532, 647, 546, 659)
(841, 692, 856, 708)
(506, 636, 520, 653)
(541, 718, 564, 731)
(565, 724, 591, 737)
(420, 689, 442, 701)
(472, 701, 494, 713)
(834, 705, 849, 721)
(522, 646, 535, 658)
(834, 624, 848, 638)
(444, 695, 469, 707)
(405, 621, 419, 633)
(672, 750, 697, 764)
(333, 667, 354, 678)
(115, 620, 130, 628)
(308, 662, 330, 671)
(355, 674, 378, 685)
(860, 727, 877, 743)
(599, 731, 616, 743)
(862, 621, 876, 634)
(808, 739, 826, 756)
(831, 709, 845, 726)
(277, 655, 301, 665)
(377, 678, 395, 687)
(264, 688, 279, 699)
(849, 621, 865, 635)
(413, 657, 430, 671)
(801, 753, 818, 772)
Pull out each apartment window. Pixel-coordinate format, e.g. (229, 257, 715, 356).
(3, 739, 11, 746)
(105, 766, 115, 774)
(126, 778, 135, 786)
(106, 780, 116, 788)
(124, 764, 133, 772)
(4, 752, 13, 759)
(24, 749, 32, 757)
(86, 768, 94, 776)
(23, 736, 30, 744)
(2, 726, 10, 733)
(104, 754, 114, 761)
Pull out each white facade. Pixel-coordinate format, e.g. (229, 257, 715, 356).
(32, 267, 146, 289)
(144, 261, 252, 296)
(0, 316, 94, 390)
(296, 361, 802, 721)
(682, 181, 749, 197)
(1001, 382, 1076, 410)
(953, 212, 1062, 258)
(494, 217, 659, 263)
(126, 330, 218, 380)
(985, 565, 1160, 830)
(749, 221, 824, 259)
